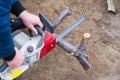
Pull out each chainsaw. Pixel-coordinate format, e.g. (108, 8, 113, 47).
(0, 8, 91, 80)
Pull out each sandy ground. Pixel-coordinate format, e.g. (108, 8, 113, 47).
(18, 0, 120, 80)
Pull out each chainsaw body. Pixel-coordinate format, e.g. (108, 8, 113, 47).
(0, 28, 56, 80)
(0, 9, 91, 80)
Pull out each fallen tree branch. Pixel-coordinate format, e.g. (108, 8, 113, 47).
(53, 7, 73, 28)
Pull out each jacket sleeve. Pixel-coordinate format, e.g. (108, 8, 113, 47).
(0, 0, 25, 61)
(0, 29, 16, 61)
(11, 0, 25, 17)
(3, 0, 25, 61)
(0, 0, 18, 61)
(12, 0, 18, 3)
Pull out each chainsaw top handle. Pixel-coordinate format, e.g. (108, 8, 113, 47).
(34, 25, 44, 36)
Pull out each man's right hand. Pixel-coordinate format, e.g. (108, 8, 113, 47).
(7, 47, 25, 68)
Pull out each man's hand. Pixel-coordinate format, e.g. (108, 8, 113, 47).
(7, 47, 25, 68)
(19, 10, 43, 35)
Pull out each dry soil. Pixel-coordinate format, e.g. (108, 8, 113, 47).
(18, 0, 120, 80)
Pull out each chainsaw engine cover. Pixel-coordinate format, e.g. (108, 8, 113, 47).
(13, 30, 44, 64)
(12, 30, 56, 61)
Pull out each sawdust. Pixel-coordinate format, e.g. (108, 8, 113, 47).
(17, 0, 120, 80)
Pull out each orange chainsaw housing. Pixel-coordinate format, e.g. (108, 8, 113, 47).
(40, 31, 56, 58)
